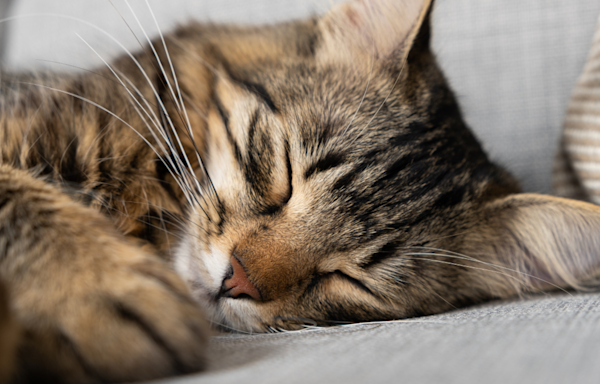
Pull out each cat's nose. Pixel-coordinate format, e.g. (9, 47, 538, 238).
(219, 256, 262, 301)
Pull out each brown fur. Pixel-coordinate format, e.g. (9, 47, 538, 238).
(1, 0, 600, 382)
(0, 280, 18, 384)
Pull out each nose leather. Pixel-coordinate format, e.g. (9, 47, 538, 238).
(221, 256, 261, 301)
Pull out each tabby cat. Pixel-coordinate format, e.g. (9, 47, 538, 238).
(1, 0, 599, 382)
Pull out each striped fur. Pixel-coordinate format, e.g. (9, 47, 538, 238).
(1, 0, 600, 382)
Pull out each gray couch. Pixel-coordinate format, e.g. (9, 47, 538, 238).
(3, 1, 600, 383)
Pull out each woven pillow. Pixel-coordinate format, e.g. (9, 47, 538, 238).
(554, 14, 600, 203)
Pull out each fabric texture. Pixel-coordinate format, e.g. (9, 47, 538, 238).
(0, 0, 14, 63)
(159, 293, 600, 384)
(554, 14, 600, 203)
(432, 0, 600, 193)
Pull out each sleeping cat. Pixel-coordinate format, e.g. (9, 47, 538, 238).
(1, 0, 600, 382)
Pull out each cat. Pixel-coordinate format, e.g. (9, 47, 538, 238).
(1, 0, 600, 382)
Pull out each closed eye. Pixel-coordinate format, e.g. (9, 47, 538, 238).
(255, 137, 293, 215)
(213, 94, 290, 215)
(305, 270, 374, 297)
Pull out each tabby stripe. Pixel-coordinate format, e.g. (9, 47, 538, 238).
(284, 138, 293, 204)
(219, 61, 279, 113)
(214, 97, 243, 166)
(333, 271, 375, 297)
(237, 80, 278, 113)
(378, 150, 431, 184)
(434, 184, 467, 208)
(244, 109, 271, 200)
(305, 271, 375, 297)
(55, 331, 106, 383)
(246, 109, 260, 154)
(304, 152, 346, 179)
(331, 160, 372, 191)
(114, 302, 191, 375)
(361, 240, 401, 268)
(58, 136, 87, 184)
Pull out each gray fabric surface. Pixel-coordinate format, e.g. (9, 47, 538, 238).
(1, 1, 600, 383)
(432, 0, 600, 193)
(156, 293, 600, 384)
(0, 0, 13, 63)
(1, 0, 343, 70)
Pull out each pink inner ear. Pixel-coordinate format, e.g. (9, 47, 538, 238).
(318, 0, 432, 62)
(343, 7, 362, 28)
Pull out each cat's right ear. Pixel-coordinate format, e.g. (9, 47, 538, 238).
(317, 0, 433, 66)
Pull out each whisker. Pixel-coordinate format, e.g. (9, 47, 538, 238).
(404, 247, 570, 294)
(34, 59, 121, 84)
(20, 81, 195, 205)
(88, 196, 197, 240)
(38, 13, 202, 207)
(167, 37, 224, 79)
(402, 253, 570, 296)
(122, 0, 206, 204)
(153, 37, 225, 208)
(180, 92, 222, 210)
(403, 255, 530, 286)
(274, 316, 318, 328)
(108, 0, 196, 149)
(73, 35, 201, 209)
(106, 0, 146, 52)
(210, 320, 255, 335)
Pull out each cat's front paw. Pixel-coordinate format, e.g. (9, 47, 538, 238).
(17, 252, 210, 384)
(0, 163, 209, 383)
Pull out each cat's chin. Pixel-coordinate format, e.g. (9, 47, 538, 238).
(188, 288, 267, 334)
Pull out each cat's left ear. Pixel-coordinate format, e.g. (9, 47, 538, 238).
(317, 0, 433, 66)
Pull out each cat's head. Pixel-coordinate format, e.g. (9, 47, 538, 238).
(172, 0, 600, 332)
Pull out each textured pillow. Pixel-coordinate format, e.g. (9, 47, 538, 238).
(554, 14, 600, 203)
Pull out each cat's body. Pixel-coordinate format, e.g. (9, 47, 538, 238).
(1, 0, 600, 383)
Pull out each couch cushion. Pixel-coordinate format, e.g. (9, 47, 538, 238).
(159, 293, 600, 384)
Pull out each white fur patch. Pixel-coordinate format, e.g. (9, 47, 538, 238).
(204, 243, 230, 289)
(173, 234, 229, 295)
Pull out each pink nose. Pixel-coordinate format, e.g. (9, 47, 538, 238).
(221, 256, 261, 301)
